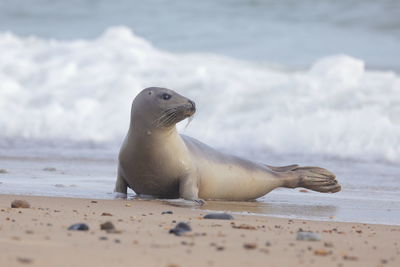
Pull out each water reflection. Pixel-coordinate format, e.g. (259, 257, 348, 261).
(199, 200, 338, 220)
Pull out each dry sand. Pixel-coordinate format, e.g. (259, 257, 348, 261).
(0, 194, 399, 267)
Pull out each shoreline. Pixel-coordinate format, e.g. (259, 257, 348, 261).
(2, 151, 400, 226)
(3, 189, 400, 226)
(1, 194, 399, 267)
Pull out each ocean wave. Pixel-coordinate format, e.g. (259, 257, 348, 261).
(0, 26, 399, 162)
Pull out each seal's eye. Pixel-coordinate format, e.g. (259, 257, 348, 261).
(161, 93, 171, 100)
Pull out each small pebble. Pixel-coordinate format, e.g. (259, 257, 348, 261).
(68, 223, 89, 231)
(243, 243, 257, 249)
(162, 211, 173, 215)
(91, 201, 98, 203)
(296, 231, 321, 241)
(11, 200, 30, 209)
(99, 236, 108, 240)
(169, 222, 191, 236)
(17, 257, 33, 264)
(0, 169, 8, 174)
(314, 249, 330, 256)
(232, 223, 256, 230)
(43, 167, 56, 171)
(203, 213, 234, 220)
(114, 239, 121, 243)
(343, 255, 358, 261)
(101, 212, 113, 216)
(100, 221, 115, 231)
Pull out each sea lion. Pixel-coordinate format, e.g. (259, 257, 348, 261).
(115, 87, 341, 203)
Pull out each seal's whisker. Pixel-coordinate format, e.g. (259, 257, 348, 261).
(153, 108, 178, 127)
(183, 114, 194, 130)
(156, 113, 174, 128)
(160, 113, 178, 127)
(153, 106, 186, 128)
(153, 112, 169, 126)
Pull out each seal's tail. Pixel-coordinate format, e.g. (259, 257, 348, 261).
(292, 166, 341, 193)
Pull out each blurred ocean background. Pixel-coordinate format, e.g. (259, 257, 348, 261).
(0, 0, 399, 224)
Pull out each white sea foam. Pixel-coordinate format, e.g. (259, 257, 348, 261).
(0, 27, 399, 162)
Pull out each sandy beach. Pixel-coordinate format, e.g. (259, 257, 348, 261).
(0, 194, 399, 267)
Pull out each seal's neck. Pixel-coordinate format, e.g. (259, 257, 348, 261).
(128, 123, 178, 141)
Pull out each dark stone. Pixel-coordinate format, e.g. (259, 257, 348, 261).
(11, 200, 30, 208)
(161, 211, 173, 215)
(100, 221, 115, 231)
(68, 223, 89, 231)
(203, 213, 234, 220)
(169, 222, 192, 236)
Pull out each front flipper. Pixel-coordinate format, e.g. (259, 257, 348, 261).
(114, 168, 128, 199)
(179, 175, 206, 205)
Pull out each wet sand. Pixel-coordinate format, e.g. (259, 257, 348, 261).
(0, 194, 399, 267)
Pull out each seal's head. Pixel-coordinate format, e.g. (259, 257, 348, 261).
(131, 87, 196, 129)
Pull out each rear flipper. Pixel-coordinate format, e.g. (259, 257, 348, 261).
(288, 166, 341, 193)
(267, 164, 299, 172)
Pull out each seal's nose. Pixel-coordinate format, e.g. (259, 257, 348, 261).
(188, 100, 196, 111)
